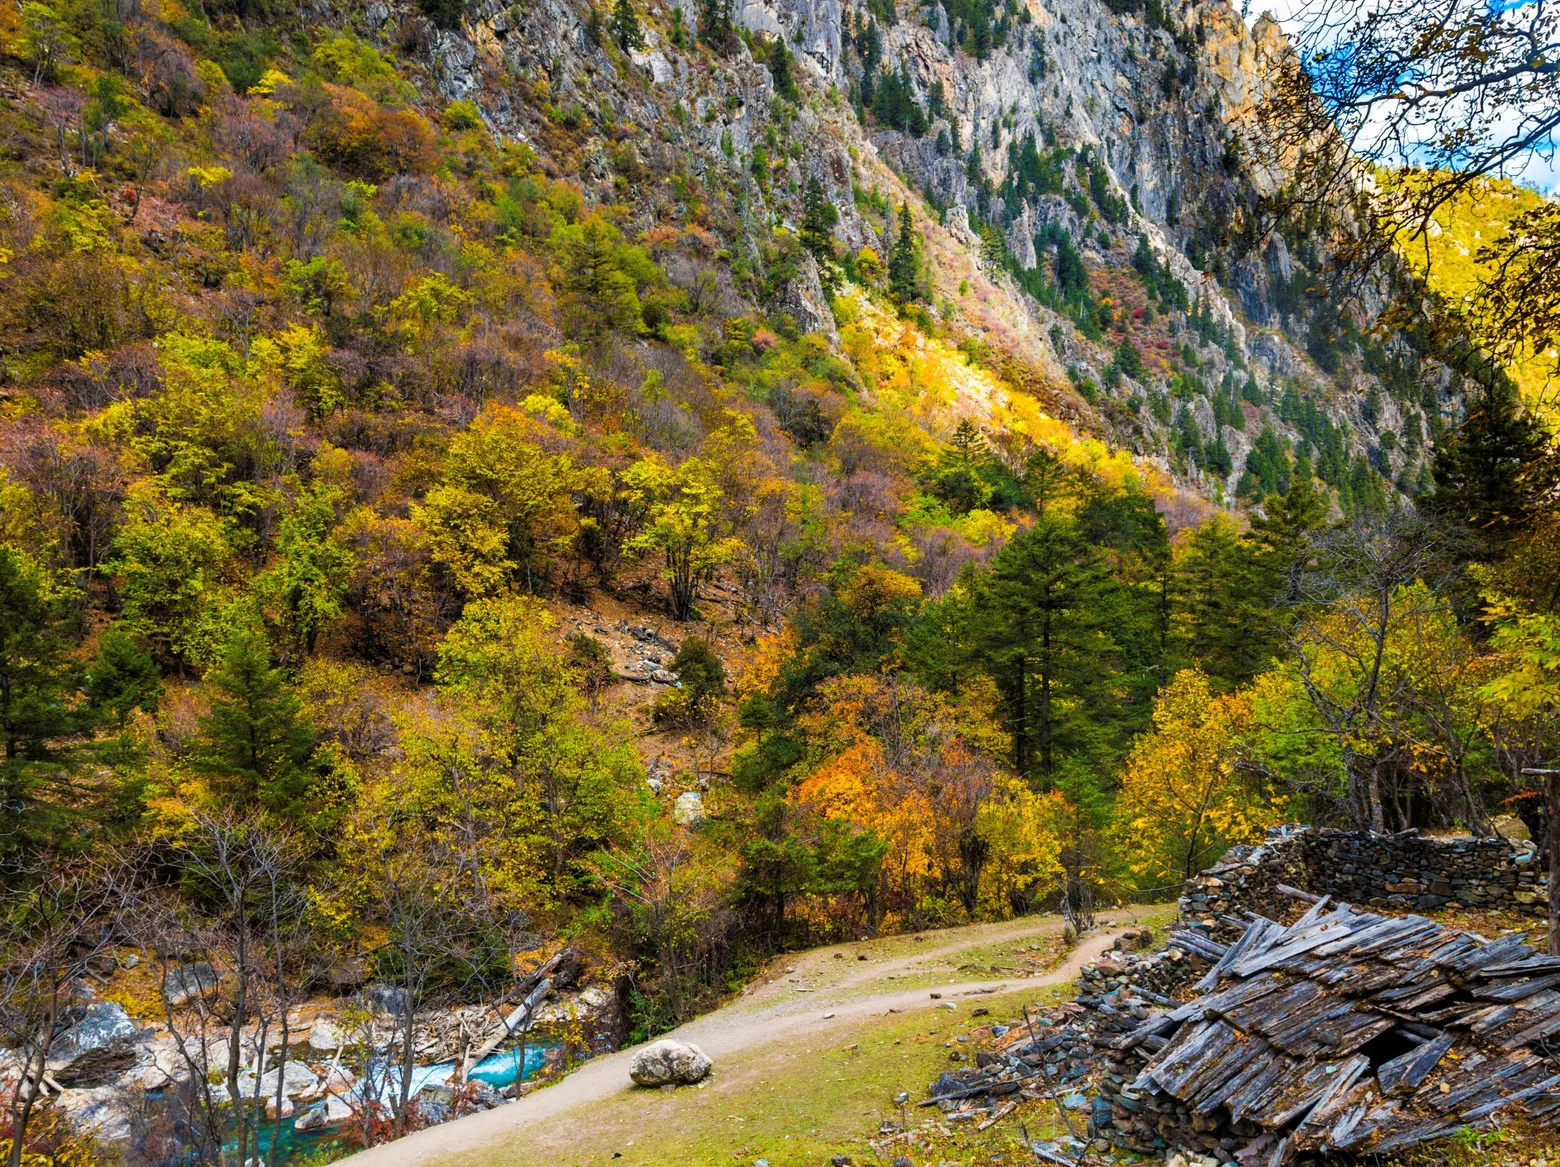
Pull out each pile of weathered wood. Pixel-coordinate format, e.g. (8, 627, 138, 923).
(917, 1003, 1107, 1132)
(1098, 898, 1560, 1163)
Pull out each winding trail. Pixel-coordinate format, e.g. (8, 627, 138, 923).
(341, 912, 1130, 1167)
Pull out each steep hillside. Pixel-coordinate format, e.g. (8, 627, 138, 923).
(417, 0, 1441, 508)
(1396, 174, 1555, 407)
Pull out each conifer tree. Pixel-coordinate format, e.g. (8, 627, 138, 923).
(799, 176, 841, 295)
(610, 0, 644, 52)
(86, 625, 163, 731)
(1428, 375, 1547, 558)
(196, 625, 316, 819)
(887, 201, 921, 304)
(767, 34, 798, 101)
(0, 548, 74, 763)
(972, 514, 1118, 779)
(698, 0, 734, 51)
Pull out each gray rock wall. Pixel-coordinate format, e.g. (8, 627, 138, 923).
(1180, 827, 1548, 925)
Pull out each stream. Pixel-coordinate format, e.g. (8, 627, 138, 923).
(221, 1044, 554, 1166)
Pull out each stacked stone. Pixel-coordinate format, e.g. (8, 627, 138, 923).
(1093, 1038, 1260, 1160)
(1076, 945, 1200, 1000)
(1178, 827, 1548, 924)
(1295, 830, 1545, 913)
(1177, 835, 1307, 938)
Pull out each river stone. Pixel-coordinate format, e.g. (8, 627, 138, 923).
(629, 1039, 711, 1086)
(296, 1094, 354, 1132)
(243, 1058, 320, 1099)
(54, 1086, 132, 1142)
(308, 1016, 344, 1052)
(164, 963, 219, 1006)
(49, 1003, 145, 1086)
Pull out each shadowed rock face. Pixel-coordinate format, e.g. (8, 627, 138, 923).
(629, 1038, 713, 1086)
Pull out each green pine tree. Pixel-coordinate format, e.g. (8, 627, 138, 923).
(799, 176, 838, 260)
(196, 625, 316, 819)
(698, 0, 734, 50)
(610, 0, 644, 51)
(800, 176, 841, 296)
(767, 34, 799, 100)
(0, 548, 75, 763)
(87, 625, 163, 731)
(971, 513, 1119, 779)
(887, 201, 921, 304)
(1427, 375, 1547, 558)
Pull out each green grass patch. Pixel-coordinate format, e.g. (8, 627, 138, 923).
(451, 982, 1086, 1167)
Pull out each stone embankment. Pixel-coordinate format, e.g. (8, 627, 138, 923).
(1180, 825, 1547, 927)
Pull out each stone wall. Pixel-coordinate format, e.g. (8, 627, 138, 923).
(1180, 826, 1547, 925)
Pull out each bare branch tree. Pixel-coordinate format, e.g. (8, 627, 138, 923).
(1246, 0, 1560, 372)
(0, 859, 120, 1167)
(119, 812, 316, 1167)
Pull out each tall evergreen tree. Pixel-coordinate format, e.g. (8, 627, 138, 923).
(0, 548, 75, 763)
(1428, 375, 1548, 558)
(799, 176, 838, 260)
(972, 514, 1119, 779)
(610, 0, 644, 51)
(800, 176, 841, 296)
(697, 0, 734, 51)
(887, 201, 921, 304)
(767, 34, 798, 100)
(1173, 515, 1277, 691)
(195, 625, 316, 820)
(86, 625, 163, 731)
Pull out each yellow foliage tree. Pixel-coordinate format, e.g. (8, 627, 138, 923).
(1116, 668, 1285, 884)
(413, 405, 585, 596)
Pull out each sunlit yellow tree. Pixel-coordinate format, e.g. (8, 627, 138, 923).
(1116, 668, 1284, 884)
(413, 406, 587, 596)
(622, 453, 744, 620)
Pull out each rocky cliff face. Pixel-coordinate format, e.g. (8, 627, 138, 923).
(339, 0, 1445, 511)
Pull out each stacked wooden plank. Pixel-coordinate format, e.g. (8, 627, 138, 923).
(1097, 899, 1560, 1163)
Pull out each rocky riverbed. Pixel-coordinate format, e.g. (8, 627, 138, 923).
(12, 980, 619, 1152)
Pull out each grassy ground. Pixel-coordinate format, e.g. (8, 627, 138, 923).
(481, 982, 1078, 1167)
(461, 907, 1178, 1167)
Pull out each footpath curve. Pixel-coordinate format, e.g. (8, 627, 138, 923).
(342, 913, 1129, 1167)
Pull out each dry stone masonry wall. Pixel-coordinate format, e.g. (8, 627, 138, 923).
(1180, 826, 1547, 926)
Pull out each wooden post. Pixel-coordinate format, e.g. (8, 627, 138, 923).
(1551, 770, 1560, 957)
(1521, 768, 1560, 957)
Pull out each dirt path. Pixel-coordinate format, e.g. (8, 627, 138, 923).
(341, 913, 1131, 1167)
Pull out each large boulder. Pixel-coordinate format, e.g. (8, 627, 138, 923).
(49, 1003, 145, 1087)
(240, 1058, 320, 1099)
(672, 791, 706, 826)
(307, 1016, 344, 1052)
(163, 963, 219, 1006)
(53, 1086, 132, 1142)
(629, 1039, 711, 1087)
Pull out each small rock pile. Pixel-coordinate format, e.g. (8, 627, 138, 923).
(1076, 930, 1204, 1001)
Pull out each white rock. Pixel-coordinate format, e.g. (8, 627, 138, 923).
(629, 1039, 711, 1087)
(48, 1003, 141, 1072)
(294, 1094, 354, 1132)
(672, 790, 706, 826)
(54, 1087, 131, 1142)
(241, 1058, 319, 1099)
(163, 963, 219, 1006)
(307, 1017, 344, 1052)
